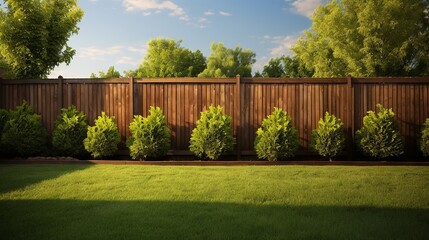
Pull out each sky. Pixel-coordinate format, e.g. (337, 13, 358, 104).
(49, 0, 327, 78)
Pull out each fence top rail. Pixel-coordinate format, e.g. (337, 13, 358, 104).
(1, 76, 428, 84)
(134, 78, 237, 83)
(241, 77, 348, 84)
(352, 77, 429, 84)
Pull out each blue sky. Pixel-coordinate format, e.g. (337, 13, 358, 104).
(49, 0, 327, 78)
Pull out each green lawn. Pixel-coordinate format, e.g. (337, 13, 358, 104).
(0, 164, 428, 240)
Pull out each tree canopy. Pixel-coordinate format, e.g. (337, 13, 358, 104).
(292, 0, 429, 77)
(0, 0, 84, 79)
(137, 38, 206, 78)
(198, 42, 256, 78)
(262, 56, 313, 78)
(90, 66, 121, 78)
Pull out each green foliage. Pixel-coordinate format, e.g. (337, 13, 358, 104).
(311, 112, 345, 159)
(355, 104, 404, 158)
(0, 57, 15, 78)
(0, 0, 84, 79)
(253, 71, 263, 77)
(254, 108, 299, 161)
(198, 42, 256, 78)
(262, 58, 284, 78)
(137, 38, 206, 78)
(292, 0, 429, 77)
(0, 108, 10, 154)
(52, 105, 88, 157)
(84, 112, 121, 159)
(1, 101, 47, 157)
(0, 108, 9, 134)
(127, 107, 171, 160)
(189, 105, 235, 160)
(90, 66, 121, 78)
(420, 118, 429, 157)
(262, 56, 313, 78)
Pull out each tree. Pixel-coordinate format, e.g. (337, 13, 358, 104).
(253, 71, 263, 77)
(138, 38, 206, 77)
(262, 58, 284, 78)
(283, 56, 314, 77)
(292, 0, 429, 77)
(0, 0, 84, 79)
(198, 42, 256, 78)
(0, 56, 15, 78)
(90, 66, 121, 78)
(262, 56, 313, 78)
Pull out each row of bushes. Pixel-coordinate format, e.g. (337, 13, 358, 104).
(1, 101, 428, 160)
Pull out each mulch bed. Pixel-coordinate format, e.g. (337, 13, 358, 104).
(0, 157, 428, 166)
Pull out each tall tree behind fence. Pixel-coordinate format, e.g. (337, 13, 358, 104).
(1, 76, 428, 157)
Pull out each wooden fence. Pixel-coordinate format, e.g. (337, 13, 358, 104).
(1, 76, 428, 158)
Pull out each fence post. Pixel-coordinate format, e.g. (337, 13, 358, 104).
(58, 75, 63, 115)
(236, 74, 241, 160)
(347, 75, 355, 160)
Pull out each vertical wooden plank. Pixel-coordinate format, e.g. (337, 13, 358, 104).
(347, 75, 354, 160)
(58, 76, 63, 116)
(129, 77, 134, 120)
(249, 83, 254, 150)
(235, 75, 241, 159)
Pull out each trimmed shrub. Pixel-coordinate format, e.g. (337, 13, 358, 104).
(420, 118, 429, 157)
(0, 109, 10, 155)
(355, 104, 404, 158)
(254, 108, 299, 161)
(189, 105, 235, 160)
(127, 107, 171, 160)
(0, 108, 9, 137)
(311, 112, 345, 160)
(84, 112, 121, 159)
(52, 105, 88, 157)
(1, 101, 47, 157)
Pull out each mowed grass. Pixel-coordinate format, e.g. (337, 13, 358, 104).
(0, 164, 428, 240)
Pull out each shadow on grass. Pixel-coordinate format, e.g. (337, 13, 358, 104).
(0, 200, 427, 240)
(0, 164, 92, 194)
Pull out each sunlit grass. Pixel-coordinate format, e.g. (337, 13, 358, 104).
(1, 164, 428, 239)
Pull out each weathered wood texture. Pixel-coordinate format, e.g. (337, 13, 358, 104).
(1, 77, 428, 156)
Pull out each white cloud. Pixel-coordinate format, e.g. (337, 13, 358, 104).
(198, 17, 208, 23)
(117, 56, 139, 65)
(219, 11, 231, 16)
(253, 56, 270, 73)
(204, 11, 214, 16)
(269, 35, 297, 57)
(123, 0, 189, 21)
(79, 46, 124, 60)
(288, 0, 323, 18)
(127, 46, 147, 55)
(78, 45, 146, 61)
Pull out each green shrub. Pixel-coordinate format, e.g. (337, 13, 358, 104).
(0, 109, 10, 155)
(0, 109, 9, 131)
(254, 108, 299, 161)
(311, 112, 345, 160)
(127, 107, 171, 160)
(189, 105, 235, 160)
(84, 112, 121, 159)
(355, 104, 404, 158)
(52, 105, 88, 157)
(1, 101, 47, 157)
(420, 118, 429, 157)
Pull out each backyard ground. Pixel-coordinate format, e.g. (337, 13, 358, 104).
(0, 164, 428, 240)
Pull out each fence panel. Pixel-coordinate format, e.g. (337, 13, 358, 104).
(1, 77, 428, 157)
